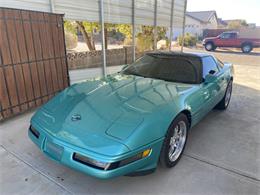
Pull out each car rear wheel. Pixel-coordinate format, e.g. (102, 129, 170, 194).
(216, 80, 233, 110)
(205, 42, 215, 51)
(241, 44, 252, 53)
(160, 113, 189, 168)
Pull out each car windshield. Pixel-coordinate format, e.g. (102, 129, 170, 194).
(122, 54, 199, 84)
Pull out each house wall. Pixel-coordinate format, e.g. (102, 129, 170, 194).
(185, 16, 204, 37)
(169, 13, 219, 39)
(170, 16, 203, 39)
(205, 15, 218, 29)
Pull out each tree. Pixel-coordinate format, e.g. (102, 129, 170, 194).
(64, 20, 168, 52)
(75, 22, 117, 50)
(136, 25, 167, 51)
(104, 23, 117, 49)
(228, 20, 248, 29)
(64, 21, 78, 49)
(116, 24, 132, 39)
(76, 21, 96, 50)
(64, 20, 119, 50)
(64, 21, 77, 34)
(64, 20, 97, 51)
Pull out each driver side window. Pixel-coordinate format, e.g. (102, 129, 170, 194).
(220, 33, 236, 39)
(221, 33, 230, 39)
(202, 56, 219, 78)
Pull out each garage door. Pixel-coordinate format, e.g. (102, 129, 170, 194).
(0, 7, 69, 121)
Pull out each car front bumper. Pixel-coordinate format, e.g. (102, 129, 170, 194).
(28, 124, 163, 179)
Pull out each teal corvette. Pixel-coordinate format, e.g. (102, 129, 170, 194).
(29, 52, 234, 179)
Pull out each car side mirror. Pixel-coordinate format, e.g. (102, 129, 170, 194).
(204, 73, 216, 84)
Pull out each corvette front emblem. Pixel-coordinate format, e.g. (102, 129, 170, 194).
(71, 114, 81, 121)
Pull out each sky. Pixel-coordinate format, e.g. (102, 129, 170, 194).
(187, 0, 260, 26)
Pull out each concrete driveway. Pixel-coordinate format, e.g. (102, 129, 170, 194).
(0, 49, 259, 194)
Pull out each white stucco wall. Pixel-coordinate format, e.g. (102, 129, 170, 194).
(205, 15, 218, 29)
(168, 13, 218, 39)
(167, 16, 203, 39)
(184, 16, 203, 37)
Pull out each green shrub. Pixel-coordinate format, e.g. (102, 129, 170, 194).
(136, 35, 153, 52)
(177, 33, 197, 47)
(65, 31, 78, 49)
(123, 37, 132, 46)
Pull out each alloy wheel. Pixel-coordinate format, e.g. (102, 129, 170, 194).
(168, 121, 187, 162)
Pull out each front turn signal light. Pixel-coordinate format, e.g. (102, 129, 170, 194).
(142, 149, 152, 158)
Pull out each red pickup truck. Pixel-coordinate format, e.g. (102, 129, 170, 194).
(203, 31, 260, 53)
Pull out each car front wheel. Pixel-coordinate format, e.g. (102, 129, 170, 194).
(205, 42, 215, 51)
(160, 113, 189, 168)
(216, 80, 233, 110)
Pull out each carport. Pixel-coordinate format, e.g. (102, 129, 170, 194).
(0, 0, 187, 120)
(0, 0, 260, 194)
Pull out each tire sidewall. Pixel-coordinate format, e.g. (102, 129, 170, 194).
(160, 114, 189, 168)
(242, 44, 252, 53)
(224, 80, 233, 108)
(205, 42, 213, 51)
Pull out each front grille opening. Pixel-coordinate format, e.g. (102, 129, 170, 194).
(29, 126, 40, 139)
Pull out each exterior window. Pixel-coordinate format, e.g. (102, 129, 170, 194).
(220, 32, 237, 39)
(220, 33, 230, 39)
(202, 56, 219, 78)
(230, 33, 237, 38)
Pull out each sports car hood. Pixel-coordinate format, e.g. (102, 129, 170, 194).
(32, 73, 194, 154)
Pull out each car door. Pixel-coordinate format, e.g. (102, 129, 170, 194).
(215, 32, 237, 47)
(214, 58, 228, 99)
(201, 56, 223, 113)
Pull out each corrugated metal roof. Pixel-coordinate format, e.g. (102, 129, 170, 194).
(0, 0, 186, 27)
(0, 0, 51, 12)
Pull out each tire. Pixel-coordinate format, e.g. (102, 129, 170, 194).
(205, 42, 215, 51)
(241, 43, 252, 53)
(216, 80, 233, 110)
(160, 113, 189, 168)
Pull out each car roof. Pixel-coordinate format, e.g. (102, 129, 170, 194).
(145, 51, 205, 84)
(146, 51, 211, 58)
(222, 31, 238, 34)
